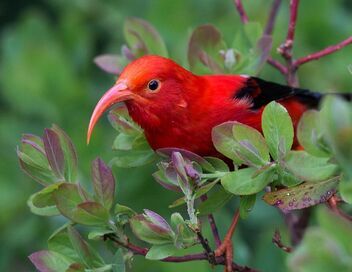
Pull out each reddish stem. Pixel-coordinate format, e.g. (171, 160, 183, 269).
(294, 36, 352, 67)
(106, 235, 257, 271)
(267, 57, 288, 74)
(233, 0, 249, 24)
(328, 195, 352, 221)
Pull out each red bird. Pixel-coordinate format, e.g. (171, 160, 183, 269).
(87, 55, 320, 155)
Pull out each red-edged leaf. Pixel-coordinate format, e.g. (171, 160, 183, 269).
(29, 250, 71, 272)
(263, 177, 339, 212)
(91, 158, 115, 210)
(51, 125, 78, 182)
(188, 24, 225, 73)
(94, 54, 126, 75)
(43, 129, 65, 179)
(67, 226, 105, 268)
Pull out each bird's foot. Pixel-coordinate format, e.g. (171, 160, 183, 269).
(214, 210, 240, 272)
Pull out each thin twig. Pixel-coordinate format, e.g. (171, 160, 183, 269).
(272, 229, 292, 253)
(277, 0, 300, 86)
(196, 231, 216, 265)
(263, 0, 282, 36)
(328, 195, 352, 221)
(215, 210, 240, 272)
(267, 57, 288, 74)
(200, 194, 222, 247)
(294, 36, 352, 67)
(233, 0, 249, 24)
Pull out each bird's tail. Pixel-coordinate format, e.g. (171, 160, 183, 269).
(293, 87, 352, 108)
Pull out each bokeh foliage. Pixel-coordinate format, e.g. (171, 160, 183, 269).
(1, 0, 352, 271)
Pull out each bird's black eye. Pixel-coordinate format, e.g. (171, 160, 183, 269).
(147, 79, 160, 91)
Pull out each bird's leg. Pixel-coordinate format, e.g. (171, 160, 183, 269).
(215, 209, 240, 272)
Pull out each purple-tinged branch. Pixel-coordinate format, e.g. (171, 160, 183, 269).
(106, 234, 257, 271)
(267, 57, 288, 74)
(233, 0, 249, 24)
(263, 0, 282, 36)
(294, 36, 352, 67)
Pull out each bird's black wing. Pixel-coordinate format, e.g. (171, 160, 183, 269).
(234, 77, 322, 109)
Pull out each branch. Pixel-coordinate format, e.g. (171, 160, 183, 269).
(263, 0, 282, 36)
(294, 36, 352, 67)
(277, 0, 300, 86)
(233, 0, 249, 24)
(200, 194, 222, 247)
(106, 234, 258, 271)
(272, 229, 292, 253)
(328, 195, 352, 221)
(267, 57, 288, 74)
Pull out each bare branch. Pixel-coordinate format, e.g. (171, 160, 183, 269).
(267, 57, 288, 74)
(233, 0, 249, 24)
(200, 194, 222, 247)
(272, 229, 292, 253)
(277, 0, 300, 86)
(294, 36, 352, 67)
(263, 0, 282, 36)
(106, 234, 258, 271)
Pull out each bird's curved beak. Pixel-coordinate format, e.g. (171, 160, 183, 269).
(87, 81, 134, 144)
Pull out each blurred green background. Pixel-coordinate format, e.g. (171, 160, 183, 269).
(1, 0, 351, 271)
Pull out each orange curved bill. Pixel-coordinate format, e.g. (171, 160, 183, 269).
(87, 82, 133, 144)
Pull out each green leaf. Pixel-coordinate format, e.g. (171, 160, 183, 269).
(129, 214, 174, 245)
(146, 244, 178, 260)
(232, 122, 270, 166)
(285, 151, 338, 182)
(112, 249, 126, 272)
(263, 176, 339, 212)
(111, 148, 157, 168)
(297, 110, 329, 157)
(53, 183, 85, 220)
(188, 24, 225, 74)
(170, 213, 197, 248)
(74, 202, 110, 226)
(88, 229, 114, 241)
(18, 134, 57, 185)
(288, 228, 352, 272)
(339, 178, 352, 204)
(27, 183, 63, 216)
(48, 227, 80, 263)
(212, 121, 243, 163)
(262, 101, 294, 160)
(108, 105, 142, 135)
(239, 194, 256, 219)
(123, 17, 168, 57)
(278, 169, 302, 187)
(198, 187, 233, 215)
(221, 167, 274, 195)
(51, 125, 78, 182)
(320, 96, 352, 179)
(204, 156, 230, 172)
(29, 250, 72, 272)
(67, 226, 105, 268)
(91, 158, 115, 210)
(54, 183, 109, 226)
(317, 207, 352, 254)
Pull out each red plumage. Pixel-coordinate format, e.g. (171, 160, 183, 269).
(88, 55, 311, 156)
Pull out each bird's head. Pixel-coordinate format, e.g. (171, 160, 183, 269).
(87, 55, 197, 144)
